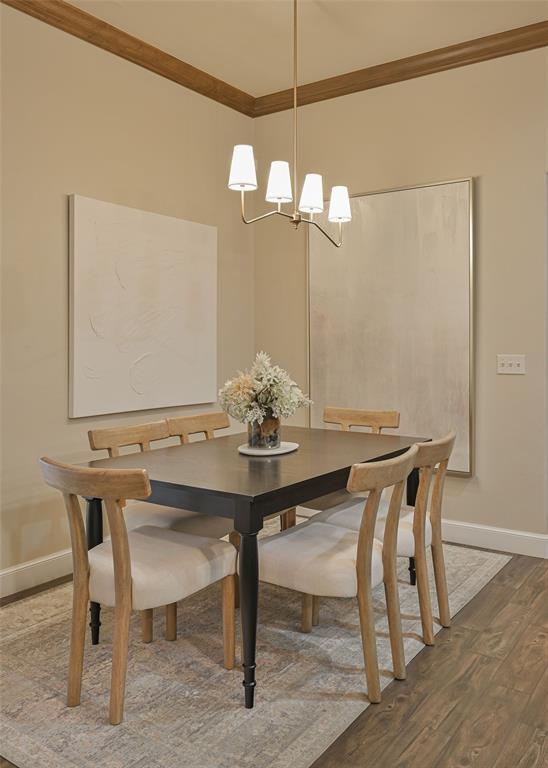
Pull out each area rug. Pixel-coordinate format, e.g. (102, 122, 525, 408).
(0, 523, 510, 768)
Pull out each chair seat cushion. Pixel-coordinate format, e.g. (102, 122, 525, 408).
(314, 500, 431, 558)
(89, 526, 236, 610)
(124, 500, 233, 538)
(258, 521, 384, 598)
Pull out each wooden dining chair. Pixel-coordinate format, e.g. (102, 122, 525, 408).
(88, 418, 234, 641)
(323, 406, 400, 434)
(310, 433, 456, 646)
(258, 445, 418, 704)
(298, 406, 401, 522)
(39, 457, 237, 725)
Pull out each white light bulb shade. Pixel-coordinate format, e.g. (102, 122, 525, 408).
(298, 173, 324, 213)
(265, 161, 293, 203)
(228, 145, 257, 191)
(328, 186, 352, 222)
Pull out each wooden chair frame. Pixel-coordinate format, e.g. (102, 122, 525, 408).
(88, 420, 170, 457)
(299, 446, 417, 703)
(167, 411, 230, 444)
(40, 457, 235, 725)
(408, 432, 456, 645)
(324, 406, 400, 434)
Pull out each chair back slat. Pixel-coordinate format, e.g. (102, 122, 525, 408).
(167, 412, 230, 444)
(88, 420, 170, 457)
(40, 458, 151, 608)
(412, 432, 456, 530)
(40, 457, 151, 501)
(413, 432, 456, 469)
(350, 446, 418, 613)
(324, 406, 400, 434)
(347, 445, 418, 494)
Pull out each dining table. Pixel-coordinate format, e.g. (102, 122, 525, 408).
(82, 424, 426, 708)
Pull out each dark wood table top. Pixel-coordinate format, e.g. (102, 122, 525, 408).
(85, 426, 425, 511)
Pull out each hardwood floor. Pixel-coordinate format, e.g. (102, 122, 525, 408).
(312, 553, 548, 768)
(1, 552, 546, 768)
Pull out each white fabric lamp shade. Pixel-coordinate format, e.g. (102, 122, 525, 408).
(328, 186, 352, 222)
(298, 173, 324, 214)
(228, 145, 257, 191)
(265, 161, 293, 203)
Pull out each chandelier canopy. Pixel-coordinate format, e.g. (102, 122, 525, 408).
(227, 0, 352, 247)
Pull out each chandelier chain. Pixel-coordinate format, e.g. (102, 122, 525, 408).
(293, 0, 298, 216)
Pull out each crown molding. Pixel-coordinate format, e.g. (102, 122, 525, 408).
(3, 1, 547, 118)
(254, 21, 548, 116)
(1, 0, 256, 116)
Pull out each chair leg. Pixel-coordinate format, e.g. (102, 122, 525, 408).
(229, 530, 240, 610)
(141, 609, 153, 643)
(67, 585, 88, 707)
(383, 574, 407, 679)
(357, 589, 381, 703)
(222, 575, 236, 670)
(280, 508, 297, 531)
(301, 593, 313, 633)
(431, 538, 451, 628)
(408, 557, 416, 585)
(109, 599, 131, 725)
(312, 596, 320, 627)
(165, 603, 177, 641)
(415, 548, 435, 645)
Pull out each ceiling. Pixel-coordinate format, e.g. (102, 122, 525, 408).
(72, 0, 548, 95)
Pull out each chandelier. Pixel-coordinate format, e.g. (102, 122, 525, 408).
(227, 0, 351, 247)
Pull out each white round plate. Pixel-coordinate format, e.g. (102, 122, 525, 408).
(238, 441, 299, 457)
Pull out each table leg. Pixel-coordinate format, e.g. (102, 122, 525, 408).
(86, 497, 103, 645)
(406, 467, 420, 506)
(238, 531, 258, 708)
(406, 468, 419, 586)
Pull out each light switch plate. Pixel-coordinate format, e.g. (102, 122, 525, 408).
(497, 354, 526, 374)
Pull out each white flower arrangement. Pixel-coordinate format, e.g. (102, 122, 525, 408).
(219, 351, 311, 424)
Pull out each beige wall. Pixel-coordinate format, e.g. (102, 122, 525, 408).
(1, 7, 254, 569)
(1, 7, 547, 577)
(254, 49, 548, 535)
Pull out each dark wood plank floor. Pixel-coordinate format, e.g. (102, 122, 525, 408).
(312, 553, 548, 768)
(1, 553, 546, 768)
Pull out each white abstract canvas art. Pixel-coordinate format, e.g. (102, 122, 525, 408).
(69, 195, 217, 418)
(309, 180, 473, 474)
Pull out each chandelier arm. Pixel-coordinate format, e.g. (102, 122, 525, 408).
(240, 190, 294, 225)
(301, 217, 343, 248)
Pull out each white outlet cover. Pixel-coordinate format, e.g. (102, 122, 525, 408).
(497, 354, 526, 374)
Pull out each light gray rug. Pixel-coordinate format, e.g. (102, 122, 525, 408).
(0, 525, 510, 768)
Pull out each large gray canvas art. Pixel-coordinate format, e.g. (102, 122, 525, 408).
(309, 180, 473, 473)
(69, 196, 217, 418)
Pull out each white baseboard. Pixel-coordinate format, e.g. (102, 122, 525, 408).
(0, 548, 73, 599)
(442, 519, 548, 558)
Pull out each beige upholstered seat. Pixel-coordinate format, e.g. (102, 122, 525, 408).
(259, 521, 384, 598)
(312, 498, 432, 558)
(89, 526, 236, 610)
